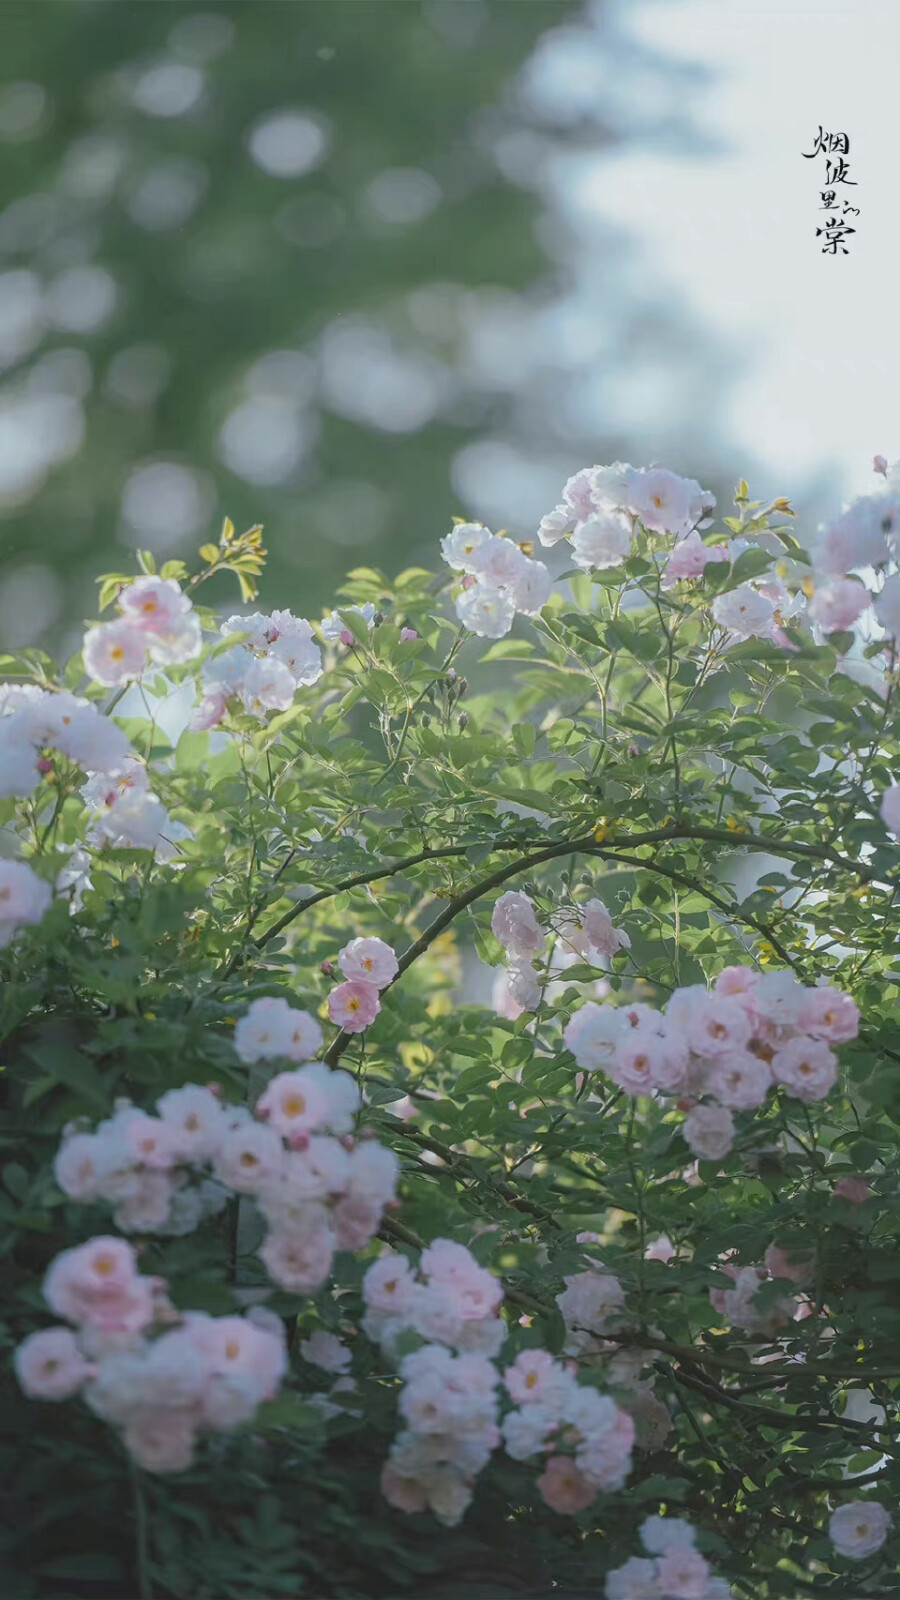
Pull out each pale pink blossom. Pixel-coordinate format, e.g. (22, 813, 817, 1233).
(712, 585, 776, 641)
(381, 1461, 429, 1514)
(644, 1235, 675, 1263)
(829, 1500, 891, 1560)
(338, 936, 398, 989)
(301, 1330, 352, 1373)
(808, 578, 871, 631)
(662, 529, 726, 586)
(563, 1002, 629, 1073)
(455, 583, 516, 639)
(363, 1253, 418, 1316)
(83, 620, 148, 686)
(640, 1515, 697, 1554)
(238, 653, 296, 714)
(561, 898, 631, 961)
(491, 891, 545, 958)
(119, 575, 191, 634)
(43, 1237, 155, 1335)
(576, 1407, 635, 1491)
(123, 1409, 197, 1473)
(234, 997, 323, 1064)
(606, 1556, 661, 1600)
(259, 1224, 335, 1292)
(510, 558, 552, 615)
(538, 504, 576, 547)
(537, 1455, 596, 1514)
(441, 522, 492, 572)
(505, 958, 542, 1012)
(656, 1548, 712, 1599)
(468, 534, 528, 590)
(122, 1114, 181, 1171)
(492, 968, 524, 1020)
(572, 511, 633, 571)
(190, 691, 227, 732)
(14, 1327, 93, 1400)
(0, 858, 53, 948)
(706, 1051, 772, 1111)
(799, 986, 859, 1043)
(156, 1084, 226, 1163)
(214, 1120, 285, 1192)
(682, 1104, 734, 1161)
(504, 1349, 572, 1407)
(256, 1064, 359, 1138)
(772, 1035, 837, 1103)
(329, 979, 381, 1032)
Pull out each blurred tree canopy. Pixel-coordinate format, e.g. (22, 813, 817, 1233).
(0, 0, 717, 649)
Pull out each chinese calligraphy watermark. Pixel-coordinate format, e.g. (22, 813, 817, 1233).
(802, 126, 859, 254)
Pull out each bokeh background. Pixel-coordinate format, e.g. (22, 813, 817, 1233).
(0, 0, 897, 657)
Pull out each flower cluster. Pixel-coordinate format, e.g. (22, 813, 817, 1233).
(54, 1035, 399, 1291)
(328, 936, 398, 1034)
(367, 1241, 635, 1527)
(82, 757, 192, 862)
(490, 891, 630, 1018)
(555, 1267, 673, 1450)
(538, 462, 715, 555)
(84, 576, 202, 687)
(0, 683, 133, 801)
(194, 607, 322, 729)
(707, 1261, 800, 1336)
(14, 1237, 287, 1473)
(382, 1345, 502, 1527)
(0, 857, 53, 949)
(490, 890, 546, 1013)
(363, 1239, 506, 1359)
(441, 523, 552, 640)
(606, 1517, 731, 1600)
(501, 1348, 635, 1511)
(564, 966, 859, 1157)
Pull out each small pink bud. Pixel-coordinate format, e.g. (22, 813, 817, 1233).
(321, 960, 335, 977)
(207, 1083, 222, 1097)
(339, 1133, 357, 1151)
(676, 1097, 697, 1112)
(460, 575, 477, 590)
(37, 758, 54, 775)
(400, 627, 418, 642)
(288, 1130, 310, 1152)
(339, 628, 354, 646)
(257, 1105, 270, 1121)
(628, 743, 640, 758)
(874, 455, 889, 477)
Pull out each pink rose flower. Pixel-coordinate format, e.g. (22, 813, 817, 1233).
(328, 980, 381, 1033)
(338, 937, 398, 989)
(537, 1455, 596, 1514)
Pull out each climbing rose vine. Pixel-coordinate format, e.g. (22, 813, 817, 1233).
(1, 461, 898, 1598)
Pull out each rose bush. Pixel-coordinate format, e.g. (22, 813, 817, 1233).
(1, 464, 898, 1599)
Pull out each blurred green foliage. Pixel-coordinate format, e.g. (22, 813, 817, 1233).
(0, 0, 593, 643)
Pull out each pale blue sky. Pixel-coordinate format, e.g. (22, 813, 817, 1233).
(566, 0, 900, 500)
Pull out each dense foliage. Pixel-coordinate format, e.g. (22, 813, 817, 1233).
(1, 458, 899, 1600)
